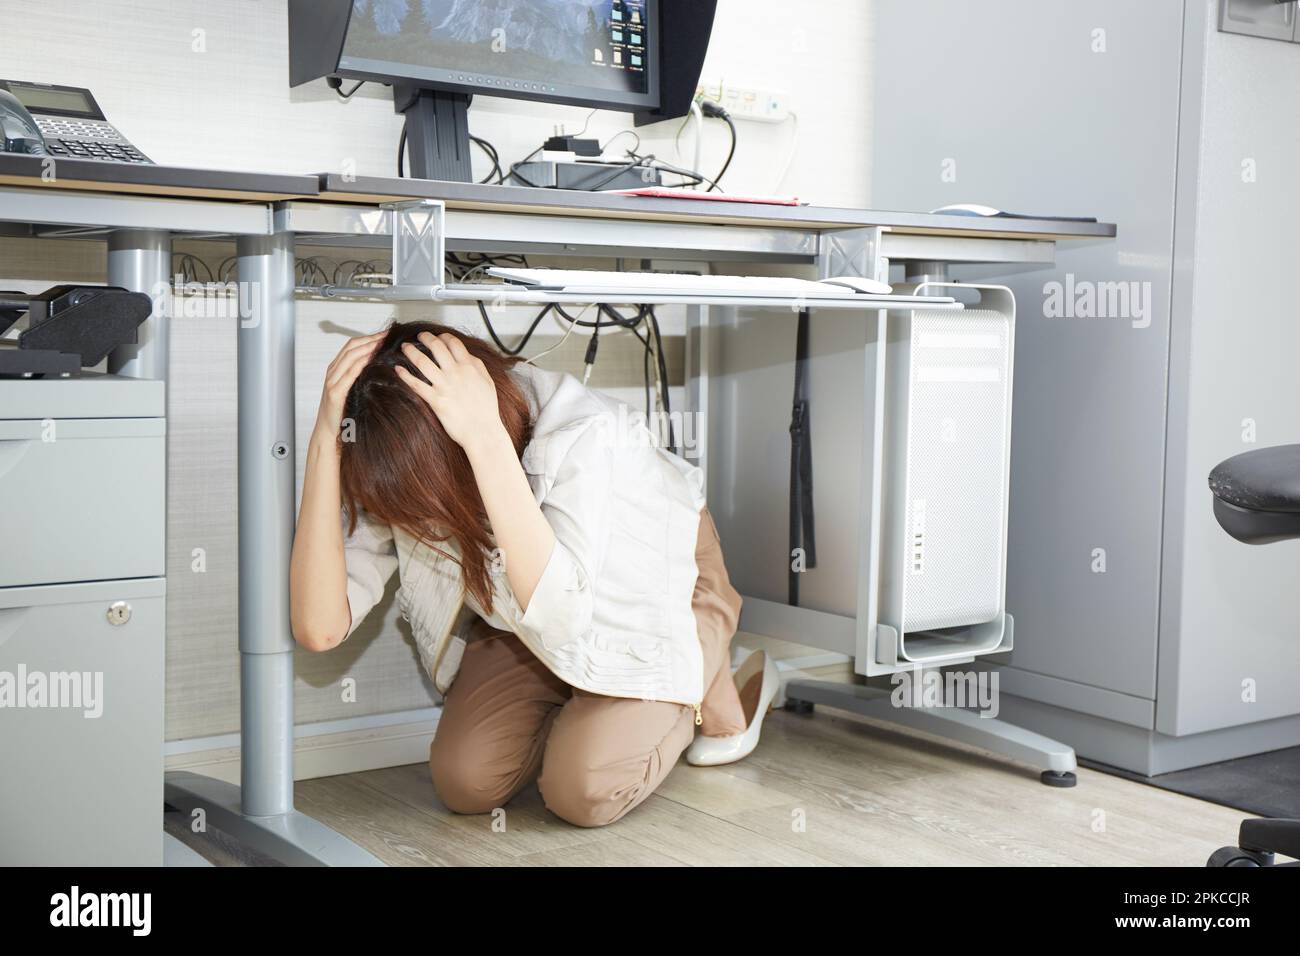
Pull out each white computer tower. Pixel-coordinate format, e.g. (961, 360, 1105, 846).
(704, 285, 1018, 677)
(878, 303, 1014, 637)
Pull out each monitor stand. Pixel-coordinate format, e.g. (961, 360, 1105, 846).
(394, 85, 473, 183)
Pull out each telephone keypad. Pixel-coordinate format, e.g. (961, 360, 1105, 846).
(34, 117, 152, 164)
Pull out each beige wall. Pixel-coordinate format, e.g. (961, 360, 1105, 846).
(0, 0, 873, 743)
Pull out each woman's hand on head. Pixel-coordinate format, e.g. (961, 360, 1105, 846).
(313, 331, 385, 445)
(396, 331, 506, 454)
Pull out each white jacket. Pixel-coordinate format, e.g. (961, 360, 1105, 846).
(341, 363, 708, 708)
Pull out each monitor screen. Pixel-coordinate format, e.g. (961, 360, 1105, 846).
(339, 0, 658, 110)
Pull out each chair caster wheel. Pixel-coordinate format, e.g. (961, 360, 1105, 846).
(785, 699, 814, 715)
(1040, 770, 1077, 788)
(1207, 846, 1271, 867)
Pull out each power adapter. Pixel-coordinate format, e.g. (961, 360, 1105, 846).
(543, 135, 602, 157)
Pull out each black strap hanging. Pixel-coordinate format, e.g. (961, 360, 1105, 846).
(788, 308, 817, 605)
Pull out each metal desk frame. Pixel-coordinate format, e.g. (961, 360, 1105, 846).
(0, 179, 1112, 864)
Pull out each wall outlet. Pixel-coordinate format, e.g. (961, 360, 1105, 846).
(696, 76, 724, 103)
(695, 77, 790, 123)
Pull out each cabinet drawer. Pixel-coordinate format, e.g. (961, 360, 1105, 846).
(0, 418, 164, 588)
(0, 578, 164, 865)
(1220, 0, 1299, 41)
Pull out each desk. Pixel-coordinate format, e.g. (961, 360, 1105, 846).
(0, 160, 1114, 864)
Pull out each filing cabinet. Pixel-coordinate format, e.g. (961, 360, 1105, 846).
(0, 374, 165, 865)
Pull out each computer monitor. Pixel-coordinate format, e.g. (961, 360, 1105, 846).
(288, 0, 716, 183)
(343, 0, 659, 112)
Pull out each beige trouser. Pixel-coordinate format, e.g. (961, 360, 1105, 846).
(429, 508, 744, 828)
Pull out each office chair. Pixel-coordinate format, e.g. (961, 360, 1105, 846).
(1206, 444, 1300, 867)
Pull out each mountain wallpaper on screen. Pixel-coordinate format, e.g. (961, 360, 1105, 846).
(345, 0, 642, 93)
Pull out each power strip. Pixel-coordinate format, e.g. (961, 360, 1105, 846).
(696, 77, 790, 123)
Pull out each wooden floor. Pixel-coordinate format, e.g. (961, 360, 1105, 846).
(287, 706, 1246, 867)
(170, 636, 1250, 866)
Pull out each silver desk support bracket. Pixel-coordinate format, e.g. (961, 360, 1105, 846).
(388, 199, 446, 299)
(295, 200, 447, 304)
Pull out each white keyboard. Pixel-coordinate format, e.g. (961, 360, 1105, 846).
(486, 268, 892, 299)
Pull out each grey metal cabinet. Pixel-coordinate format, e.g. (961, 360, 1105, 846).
(872, 0, 1300, 774)
(0, 418, 164, 587)
(0, 579, 165, 865)
(0, 375, 165, 864)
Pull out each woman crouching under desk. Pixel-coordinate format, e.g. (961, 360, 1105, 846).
(289, 322, 779, 827)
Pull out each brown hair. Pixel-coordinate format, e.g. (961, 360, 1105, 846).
(339, 322, 533, 614)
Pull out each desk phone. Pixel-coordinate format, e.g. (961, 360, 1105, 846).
(0, 80, 152, 164)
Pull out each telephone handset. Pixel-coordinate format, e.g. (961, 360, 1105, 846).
(0, 90, 45, 155)
(0, 80, 152, 164)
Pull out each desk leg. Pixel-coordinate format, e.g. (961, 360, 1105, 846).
(235, 230, 298, 818)
(684, 304, 711, 481)
(783, 679, 1078, 785)
(164, 228, 383, 865)
(904, 260, 949, 288)
(106, 229, 171, 380)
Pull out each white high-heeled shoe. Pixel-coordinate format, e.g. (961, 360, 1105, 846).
(686, 649, 780, 767)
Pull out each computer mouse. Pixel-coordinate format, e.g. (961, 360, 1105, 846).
(821, 276, 894, 295)
(930, 203, 1002, 217)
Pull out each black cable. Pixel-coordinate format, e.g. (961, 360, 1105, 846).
(477, 300, 556, 356)
(469, 135, 503, 184)
(602, 129, 641, 156)
(583, 309, 601, 380)
(643, 326, 653, 429)
(457, 253, 657, 375)
(472, 296, 652, 395)
(331, 79, 365, 99)
(503, 108, 731, 195)
(647, 307, 675, 452)
(632, 153, 721, 192)
(446, 251, 531, 287)
(332, 259, 368, 285)
(573, 107, 598, 138)
(556, 302, 649, 342)
(585, 148, 708, 193)
(584, 154, 650, 192)
(172, 252, 214, 284)
(503, 146, 544, 187)
(590, 149, 710, 193)
(504, 130, 723, 194)
(448, 251, 529, 274)
(788, 308, 817, 604)
(346, 259, 388, 284)
(295, 256, 334, 286)
(597, 303, 648, 339)
(698, 101, 736, 192)
(401, 122, 501, 183)
(709, 114, 737, 192)
(504, 166, 543, 188)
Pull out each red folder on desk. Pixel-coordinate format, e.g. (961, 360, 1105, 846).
(606, 186, 804, 206)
